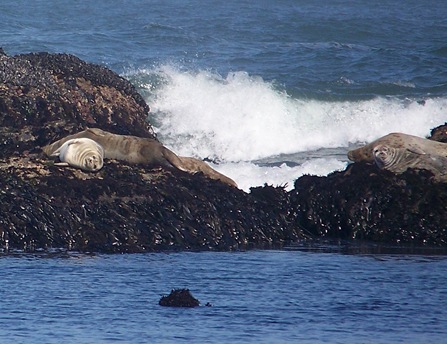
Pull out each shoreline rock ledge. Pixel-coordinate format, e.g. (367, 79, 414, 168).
(0, 51, 304, 253)
(1, 50, 447, 253)
(287, 123, 447, 249)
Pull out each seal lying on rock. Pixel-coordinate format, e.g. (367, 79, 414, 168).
(50, 138, 104, 172)
(373, 143, 447, 177)
(178, 156, 237, 188)
(43, 128, 237, 187)
(348, 132, 447, 163)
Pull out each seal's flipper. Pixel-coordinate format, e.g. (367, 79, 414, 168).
(50, 140, 79, 157)
(161, 147, 188, 172)
(407, 144, 426, 155)
(54, 162, 70, 167)
(178, 156, 238, 187)
(50, 146, 63, 157)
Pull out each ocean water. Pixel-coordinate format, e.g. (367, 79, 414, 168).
(2, 1, 447, 343)
(1, 250, 447, 344)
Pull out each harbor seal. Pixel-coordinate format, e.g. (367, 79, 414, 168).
(178, 156, 237, 187)
(43, 128, 186, 170)
(43, 128, 238, 187)
(348, 132, 447, 163)
(50, 138, 104, 172)
(373, 143, 447, 175)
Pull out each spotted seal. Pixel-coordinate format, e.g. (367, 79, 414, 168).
(50, 138, 104, 172)
(372, 143, 447, 175)
(43, 128, 238, 187)
(348, 132, 447, 163)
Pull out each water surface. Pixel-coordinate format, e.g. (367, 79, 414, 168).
(1, 250, 446, 343)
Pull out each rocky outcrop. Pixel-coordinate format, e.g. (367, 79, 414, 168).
(1, 157, 305, 252)
(0, 51, 304, 253)
(1, 50, 446, 253)
(429, 123, 447, 142)
(159, 289, 201, 307)
(287, 124, 447, 247)
(0, 49, 154, 159)
(290, 161, 447, 246)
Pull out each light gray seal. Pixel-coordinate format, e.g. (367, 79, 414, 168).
(43, 128, 186, 169)
(43, 128, 238, 187)
(50, 138, 104, 172)
(373, 143, 447, 178)
(348, 132, 447, 163)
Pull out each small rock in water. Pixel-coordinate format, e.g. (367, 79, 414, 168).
(159, 288, 200, 308)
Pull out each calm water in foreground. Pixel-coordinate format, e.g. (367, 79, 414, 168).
(1, 248, 446, 344)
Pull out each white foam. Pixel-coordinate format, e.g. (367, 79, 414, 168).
(123, 65, 447, 192)
(212, 159, 347, 192)
(143, 65, 447, 162)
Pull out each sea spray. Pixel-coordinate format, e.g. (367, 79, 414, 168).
(215, 159, 347, 192)
(125, 65, 447, 191)
(134, 65, 447, 161)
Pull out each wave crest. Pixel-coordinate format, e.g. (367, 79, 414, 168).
(128, 65, 447, 162)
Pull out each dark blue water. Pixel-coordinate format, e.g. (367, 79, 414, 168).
(1, 250, 446, 344)
(2, 0, 447, 99)
(1, 2, 447, 342)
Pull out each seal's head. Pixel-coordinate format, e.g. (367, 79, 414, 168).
(347, 133, 409, 163)
(348, 146, 374, 162)
(83, 153, 103, 172)
(56, 138, 104, 172)
(373, 144, 396, 169)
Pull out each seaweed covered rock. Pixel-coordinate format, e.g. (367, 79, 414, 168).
(290, 161, 447, 246)
(0, 51, 307, 253)
(429, 122, 447, 143)
(0, 50, 154, 159)
(0, 146, 297, 252)
(0, 158, 305, 252)
(159, 289, 200, 307)
(2, 50, 447, 252)
(290, 124, 447, 247)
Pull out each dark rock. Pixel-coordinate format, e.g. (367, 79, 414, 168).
(0, 157, 307, 253)
(286, 125, 447, 247)
(0, 51, 155, 159)
(429, 122, 447, 143)
(0, 51, 307, 253)
(159, 289, 200, 307)
(289, 162, 447, 246)
(1, 49, 446, 253)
